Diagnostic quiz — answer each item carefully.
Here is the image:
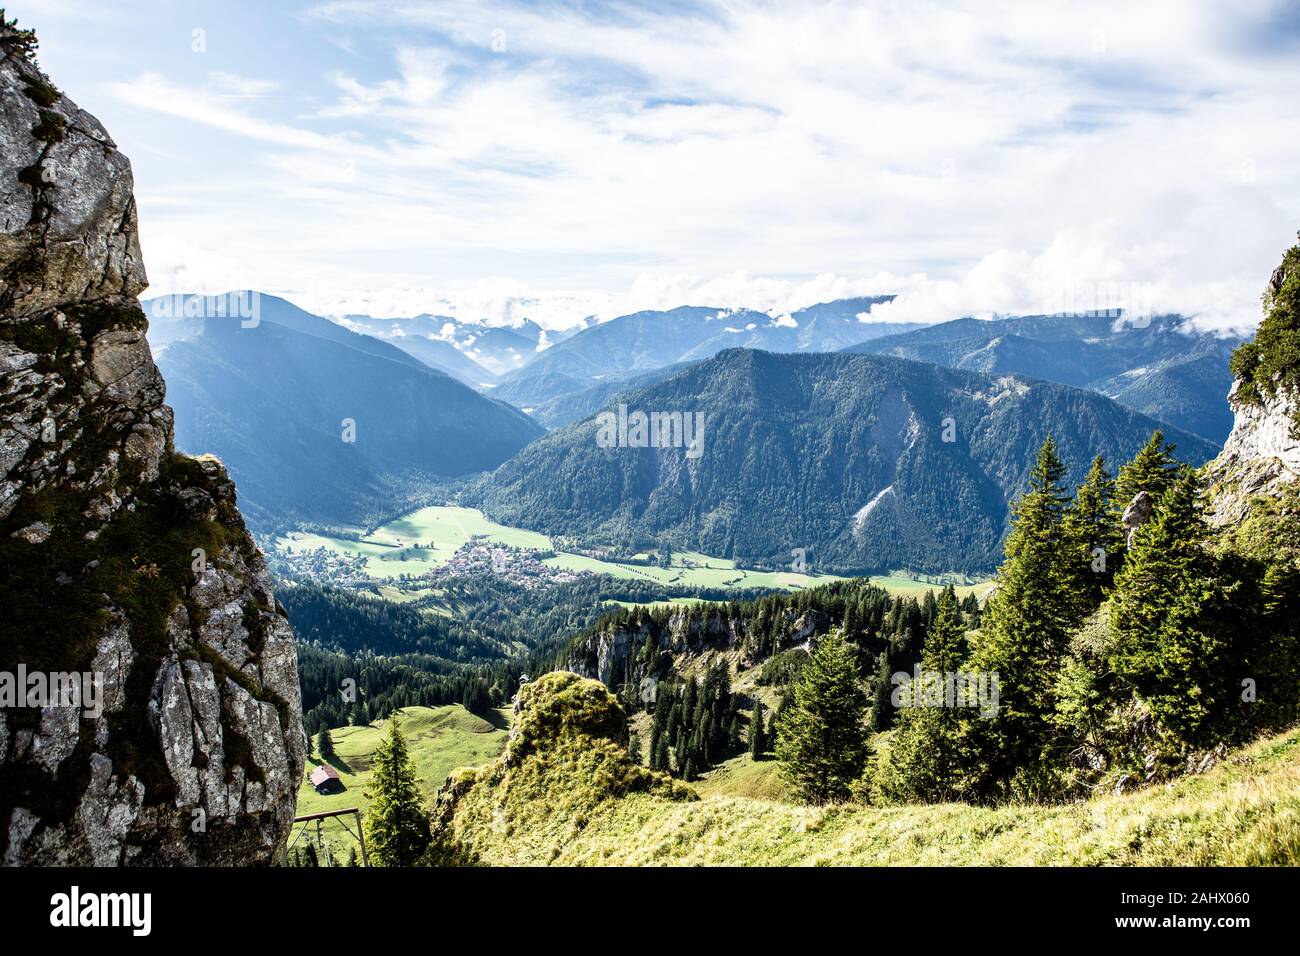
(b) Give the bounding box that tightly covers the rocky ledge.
[1,20,303,865]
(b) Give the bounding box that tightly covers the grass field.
[292,704,508,861]
[868,574,994,600]
[692,753,789,802]
[276,506,854,591]
[277,506,553,579]
[439,715,1300,866]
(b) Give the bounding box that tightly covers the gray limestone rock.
[0,23,303,866]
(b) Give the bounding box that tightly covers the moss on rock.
[426,672,693,865]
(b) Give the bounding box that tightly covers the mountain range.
[843,312,1241,442]
[490,296,922,410]
[340,312,585,384]
[466,348,1219,574]
[144,294,544,530]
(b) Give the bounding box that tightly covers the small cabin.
[310,765,344,794]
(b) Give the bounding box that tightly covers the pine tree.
[1109,466,1226,745]
[1062,455,1122,611]
[879,588,971,802]
[1114,430,1179,507]
[971,436,1077,796]
[628,732,642,764]
[363,716,431,866]
[653,736,670,772]
[748,700,766,759]
[869,651,894,731]
[775,628,869,804]
[319,725,337,763]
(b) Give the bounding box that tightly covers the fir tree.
[318,726,336,763]
[775,628,869,804]
[879,588,971,802]
[971,436,1078,797]
[363,716,431,866]
[869,651,894,731]
[1062,455,1122,611]
[1114,430,1179,507]
[653,736,670,772]
[1109,466,1226,745]
[748,700,766,759]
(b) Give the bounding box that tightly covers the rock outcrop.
[1204,244,1300,526]
[427,672,693,865]
[567,604,830,697]
[1121,491,1155,546]
[1,21,303,865]
[1204,379,1300,526]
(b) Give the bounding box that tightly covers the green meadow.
[292,704,508,860]
[276,506,856,591]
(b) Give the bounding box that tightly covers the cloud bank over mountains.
[28,0,1300,333]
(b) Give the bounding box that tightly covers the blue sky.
[15,0,1300,330]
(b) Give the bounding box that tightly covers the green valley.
[272,504,964,594]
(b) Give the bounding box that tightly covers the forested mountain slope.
[156,314,543,530]
[844,313,1241,441]
[469,348,1218,574]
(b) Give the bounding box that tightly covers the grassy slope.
[294,704,507,855]
[443,726,1300,866]
[692,754,789,802]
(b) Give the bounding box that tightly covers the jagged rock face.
[570,606,828,695]
[0,29,304,864]
[1121,491,1154,546]
[1204,379,1300,526]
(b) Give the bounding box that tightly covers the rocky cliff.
[1205,245,1300,525]
[0,20,304,865]
[567,603,830,700]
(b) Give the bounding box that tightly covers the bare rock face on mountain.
[0,23,303,865]
[1121,491,1155,546]
[1204,380,1300,526]
[1204,248,1300,526]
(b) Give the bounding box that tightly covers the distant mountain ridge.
[492,296,923,410]
[146,293,544,530]
[467,348,1219,574]
[342,312,551,382]
[843,312,1242,442]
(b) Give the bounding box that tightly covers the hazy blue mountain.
[149,300,544,530]
[526,362,698,428]
[843,313,1242,441]
[493,296,918,409]
[467,348,1218,575]
[333,315,495,385]
[344,312,545,380]
[144,292,429,370]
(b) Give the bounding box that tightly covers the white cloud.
[97,0,1300,335]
